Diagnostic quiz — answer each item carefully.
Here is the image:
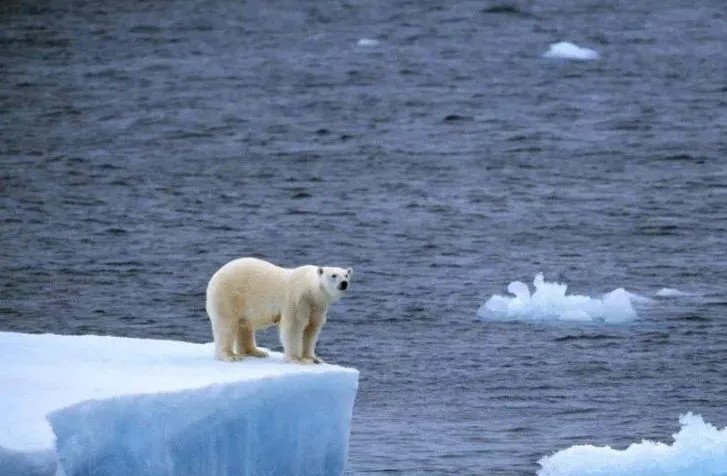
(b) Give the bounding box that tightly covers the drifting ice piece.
[478,273,638,323]
[538,413,727,476]
[543,41,599,60]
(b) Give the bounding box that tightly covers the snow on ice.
[0,332,359,476]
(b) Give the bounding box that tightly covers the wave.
[477,273,639,323]
[538,413,727,476]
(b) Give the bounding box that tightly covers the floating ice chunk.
[600,288,639,323]
[537,413,727,476]
[508,280,531,301]
[477,273,638,323]
[0,332,359,476]
[559,310,592,322]
[656,288,692,297]
[357,38,379,47]
[625,290,655,304]
[543,41,599,60]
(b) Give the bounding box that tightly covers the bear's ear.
[347,267,353,276]
[318,267,323,276]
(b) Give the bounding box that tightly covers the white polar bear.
[206,257,352,363]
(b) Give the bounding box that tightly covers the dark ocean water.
[2,0,726,474]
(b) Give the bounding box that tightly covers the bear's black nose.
[339,281,348,291]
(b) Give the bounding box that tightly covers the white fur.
[206,257,352,363]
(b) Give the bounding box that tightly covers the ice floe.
[477,273,639,323]
[544,41,599,60]
[0,332,359,476]
[538,413,727,476]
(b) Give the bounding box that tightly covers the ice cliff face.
[0,332,359,476]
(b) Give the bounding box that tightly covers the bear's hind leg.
[207,300,242,362]
[210,311,243,362]
[236,319,268,358]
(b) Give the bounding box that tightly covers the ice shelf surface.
[538,413,727,476]
[0,331,359,476]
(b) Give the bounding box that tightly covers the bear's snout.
[338,281,348,291]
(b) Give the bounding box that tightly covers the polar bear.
[206,257,352,363]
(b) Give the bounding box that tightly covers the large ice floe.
[543,41,599,60]
[0,331,359,476]
[538,413,727,476]
[477,273,639,323]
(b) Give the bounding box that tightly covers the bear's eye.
[332,274,337,279]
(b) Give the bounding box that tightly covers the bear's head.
[318,266,353,301]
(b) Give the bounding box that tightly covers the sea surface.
[1,0,726,474]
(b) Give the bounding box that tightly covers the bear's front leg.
[280,313,308,363]
[302,323,324,364]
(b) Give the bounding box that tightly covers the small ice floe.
[537,413,727,476]
[543,41,599,60]
[477,273,640,323]
[357,38,379,47]
[656,288,692,297]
